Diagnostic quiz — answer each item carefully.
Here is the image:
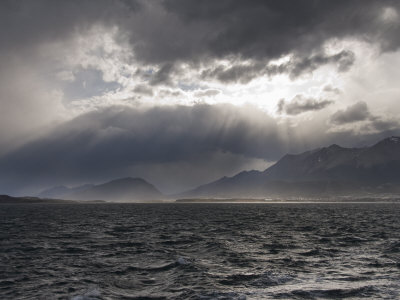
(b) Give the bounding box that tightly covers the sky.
[1,0,400,196]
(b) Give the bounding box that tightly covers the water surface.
[1,203,399,299]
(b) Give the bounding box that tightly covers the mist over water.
[1,203,399,299]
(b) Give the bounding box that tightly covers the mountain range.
[39,177,163,202]
[37,136,400,201]
[180,136,400,198]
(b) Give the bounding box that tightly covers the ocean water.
[0,203,399,299]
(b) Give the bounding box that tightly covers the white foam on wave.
[265,272,294,285]
[71,286,101,300]
[177,256,192,265]
[198,291,247,299]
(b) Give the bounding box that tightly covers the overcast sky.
[1,0,400,195]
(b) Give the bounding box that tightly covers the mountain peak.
[39,177,163,202]
[108,177,146,184]
[327,144,343,150]
[182,135,400,198]
[372,136,400,148]
[388,136,400,143]
[69,177,163,202]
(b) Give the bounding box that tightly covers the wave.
[71,286,101,300]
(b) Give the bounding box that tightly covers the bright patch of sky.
[48,27,400,127]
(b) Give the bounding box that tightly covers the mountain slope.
[38,184,94,199]
[182,136,400,198]
[49,177,164,202]
[68,177,164,202]
[0,194,76,204]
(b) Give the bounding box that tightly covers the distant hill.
[64,177,164,202]
[38,184,94,199]
[181,136,400,198]
[0,194,76,204]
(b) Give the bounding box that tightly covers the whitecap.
[71,286,101,300]
[177,256,192,265]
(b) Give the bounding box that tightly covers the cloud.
[194,89,221,98]
[200,50,356,84]
[323,85,341,95]
[0,1,400,195]
[122,1,394,85]
[0,1,134,55]
[0,104,283,194]
[369,116,399,131]
[288,50,355,79]
[329,102,400,134]
[1,1,398,80]
[150,62,177,85]
[151,0,400,64]
[330,101,371,124]
[0,0,388,86]
[201,62,266,84]
[158,89,184,98]
[133,84,154,96]
[0,2,132,150]
[277,95,334,115]
[1,103,399,196]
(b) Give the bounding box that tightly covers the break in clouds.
[1,0,400,195]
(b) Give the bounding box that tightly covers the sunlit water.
[1,203,399,299]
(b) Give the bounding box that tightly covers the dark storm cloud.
[277,95,334,115]
[330,102,400,133]
[201,62,266,84]
[201,50,356,84]
[150,63,177,86]
[140,0,400,64]
[0,0,136,54]
[368,117,399,131]
[288,50,356,79]
[2,104,282,164]
[330,101,371,124]
[127,0,397,83]
[1,0,399,81]
[0,104,284,194]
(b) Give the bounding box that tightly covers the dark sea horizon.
[1,202,399,299]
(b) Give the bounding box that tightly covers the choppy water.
[1,203,399,299]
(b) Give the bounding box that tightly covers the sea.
[0,202,399,299]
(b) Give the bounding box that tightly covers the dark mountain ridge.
[0,194,76,204]
[182,136,400,198]
[40,177,164,202]
[38,184,94,199]
[69,177,163,202]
